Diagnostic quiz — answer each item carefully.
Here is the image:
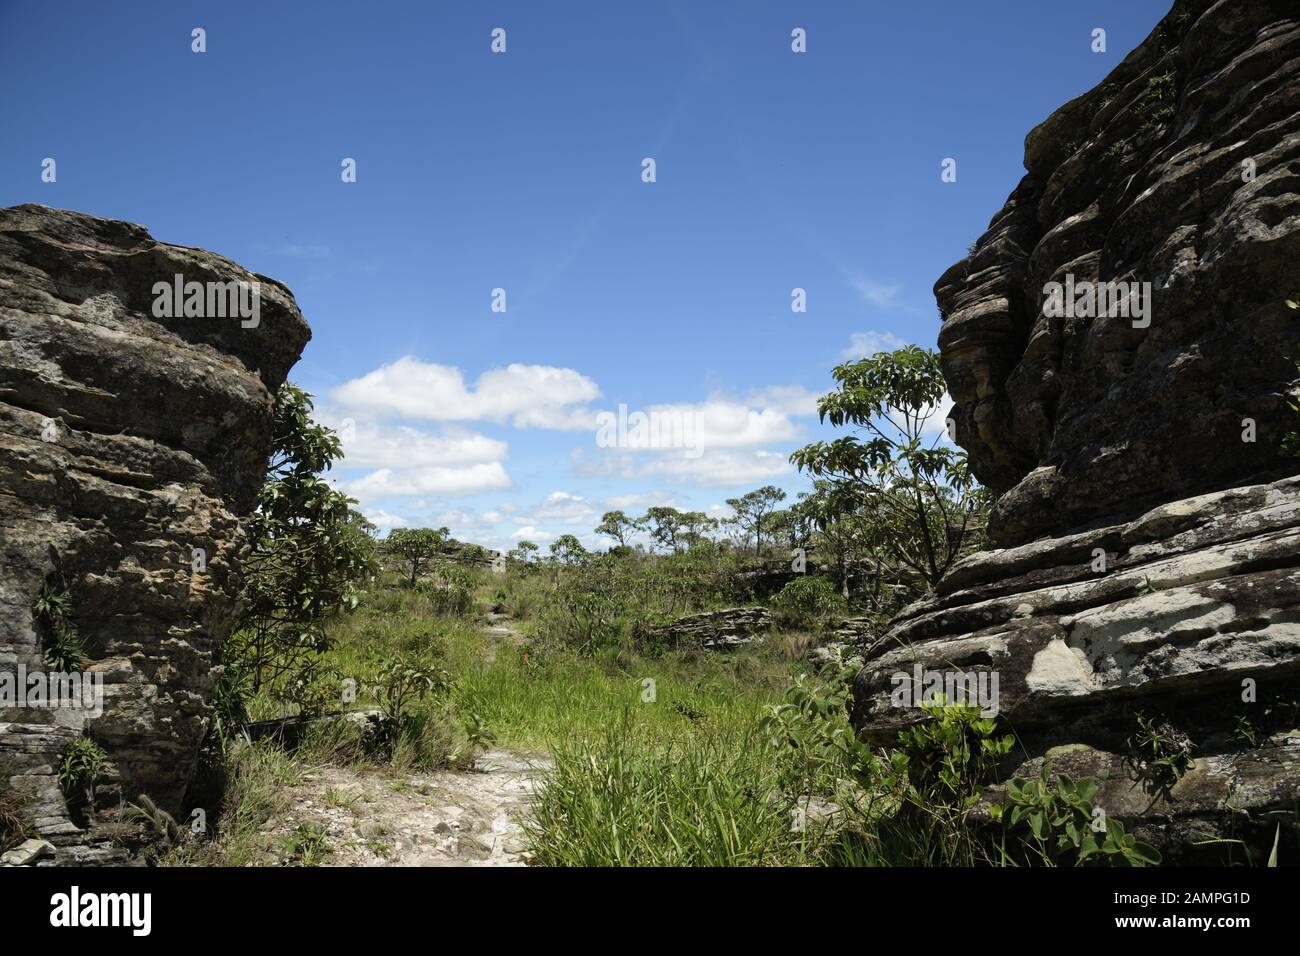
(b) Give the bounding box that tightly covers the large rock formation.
[0,205,309,862]
[856,0,1300,862]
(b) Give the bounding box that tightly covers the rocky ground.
[271,748,550,867]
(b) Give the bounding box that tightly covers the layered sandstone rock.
[857,0,1300,861]
[0,205,308,861]
[643,607,773,651]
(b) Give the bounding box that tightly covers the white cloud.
[338,422,507,470]
[534,491,596,523]
[841,330,906,359]
[920,394,956,441]
[601,491,679,511]
[593,399,802,452]
[579,447,792,487]
[737,385,820,417]
[341,462,512,500]
[331,356,600,428]
[362,508,407,531]
[510,525,552,542]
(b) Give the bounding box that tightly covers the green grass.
[163,738,304,866]
[311,572,799,752]
[525,713,817,866]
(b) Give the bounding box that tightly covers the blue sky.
[0,0,1170,550]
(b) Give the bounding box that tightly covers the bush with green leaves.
[761,654,1163,867]
[368,650,453,725]
[769,575,846,630]
[417,563,476,618]
[536,558,625,653]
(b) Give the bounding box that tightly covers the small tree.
[725,485,787,556]
[550,534,588,566]
[678,511,718,549]
[638,506,686,554]
[386,527,449,588]
[594,510,635,549]
[790,345,987,591]
[508,540,539,568]
[228,384,376,695]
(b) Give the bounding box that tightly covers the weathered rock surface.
[0,204,309,859]
[268,749,549,867]
[644,607,773,651]
[937,0,1300,548]
[858,0,1300,861]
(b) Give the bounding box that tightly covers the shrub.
[417,564,476,618]
[992,774,1161,866]
[537,577,623,653]
[769,575,845,630]
[58,736,106,821]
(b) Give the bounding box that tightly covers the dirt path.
[273,748,550,866]
[482,608,528,663]
[261,613,548,867]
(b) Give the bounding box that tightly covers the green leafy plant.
[34,580,84,672]
[368,650,453,725]
[58,737,106,818]
[769,575,846,630]
[1125,713,1194,801]
[280,821,331,866]
[1140,68,1177,135]
[224,384,376,703]
[993,773,1161,866]
[417,563,476,617]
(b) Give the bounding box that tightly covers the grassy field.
[198,564,860,866]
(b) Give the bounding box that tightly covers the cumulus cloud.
[841,330,907,359]
[362,508,408,531]
[593,399,802,453]
[338,422,507,470]
[331,356,600,428]
[737,385,821,417]
[341,462,512,500]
